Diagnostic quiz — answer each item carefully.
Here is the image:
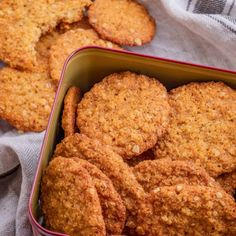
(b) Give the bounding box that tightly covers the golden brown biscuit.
[0,0,92,70]
[49,28,122,83]
[136,185,236,236]
[74,158,126,235]
[0,67,56,132]
[216,170,236,197]
[154,82,236,177]
[133,159,221,193]
[77,72,170,158]
[88,0,156,46]
[41,157,106,236]
[53,133,146,232]
[62,87,81,137]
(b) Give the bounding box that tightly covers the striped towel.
[160,0,236,65]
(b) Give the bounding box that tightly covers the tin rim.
[28,46,236,236]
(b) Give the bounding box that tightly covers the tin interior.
[29,47,236,235]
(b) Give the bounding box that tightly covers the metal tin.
[28,47,236,236]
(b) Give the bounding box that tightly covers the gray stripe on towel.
[194,0,227,14]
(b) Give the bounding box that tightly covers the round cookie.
[62,87,81,137]
[0,0,92,70]
[49,28,122,84]
[133,159,221,193]
[76,71,170,158]
[53,133,146,232]
[88,0,156,46]
[154,82,236,177]
[0,67,56,132]
[74,158,126,235]
[41,157,106,236]
[216,170,236,197]
[136,185,236,236]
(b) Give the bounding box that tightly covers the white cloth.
[0,0,235,235]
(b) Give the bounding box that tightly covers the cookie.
[49,28,122,83]
[0,0,92,70]
[88,0,156,46]
[74,158,126,235]
[136,185,236,235]
[133,159,221,193]
[154,82,236,177]
[0,67,56,132]
[77,71,170,158]
[62,87,81,137]
[41,157,106,236]
[216,170,236,197]
[53,133,146,232]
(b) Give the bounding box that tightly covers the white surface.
[0,0,236,235]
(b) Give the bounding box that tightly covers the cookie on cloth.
[41,157,106,236]
[133,159,221,193]
[49,28,122,83]
[76,71,170,158]
[154,82,236,177]
[88,0,156,46]
[136,185,236,235]
[0,67,56,132]
[216,170,236,197]
[74,158,126,235]
[62,87,81,137]
[0,0,92,70]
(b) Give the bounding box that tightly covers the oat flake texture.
[136,185,236,235]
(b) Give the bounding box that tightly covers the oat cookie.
[136,185,236,236]
[0,67,56,132]
[53,133,146,232]
[217,170,236,197]
[41,157,105,236]
[62,87,81,137]
[49,28,122,83]
[74,158,126,235]
[77,71,170,158]
[0,0,92,70]
[154,82,236,177]
[133,159,221,193]
[88,0,156,46]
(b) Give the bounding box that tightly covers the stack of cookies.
[0,0,156,132]
[41,71,236,236]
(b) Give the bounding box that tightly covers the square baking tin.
[28,47,236,236]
